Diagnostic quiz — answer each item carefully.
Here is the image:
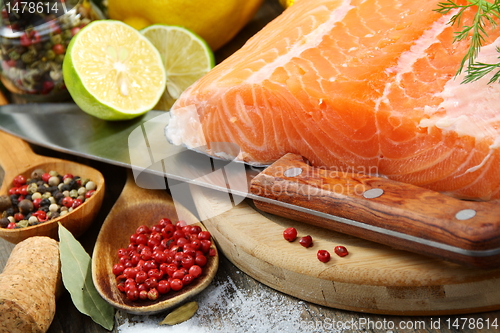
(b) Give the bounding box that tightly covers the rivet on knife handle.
[249,153,500,268]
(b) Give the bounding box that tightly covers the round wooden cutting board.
[190,186,500,316]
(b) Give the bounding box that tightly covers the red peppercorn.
[299,235,313,248]
[170,278,183,291]
[18,185,28,196]
[13,175,26,187]
[85,190,96,198]
[144,277,158,290]
[283,227,297,242]
[34,210,47,222]
[41,173,51,183]
[52,43,66,55]
[72,198,83,209]
[41,81,55,94]
[61,196,74,208]
[20,31,40,47]
[334,246,349,257]
[189,265,202,278]
[157,279,170,294]
[6,222,16,229]
[181,255,194,269]
[32,198,42,209]
[63,174,74,180]
[139,290,148,300]
[198,230,211,241]
[112,263,125,276]
[126,288,139,301]
[200,239,212,254]
[182,274,194,285]
[135,270,147,284]
[136,225,150,234]
[13,213,24,221]
[317,250,331,263]
[195,254,207,267]
[71,26,81,36]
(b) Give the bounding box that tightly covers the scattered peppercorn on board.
[190,185,500,316]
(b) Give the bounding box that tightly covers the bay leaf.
[58,223,115,331]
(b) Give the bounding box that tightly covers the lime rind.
[63,20,167,120]
[140,24,215,110]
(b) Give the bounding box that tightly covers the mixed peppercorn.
[0,0,100,97]
[0,169,97,229]
[282,227,349,263]
[113,218,216,302]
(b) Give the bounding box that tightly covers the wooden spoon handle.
[0,130,41,187]
[249,153,500,268]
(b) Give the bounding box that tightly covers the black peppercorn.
[10,194,19,206]
[5,207,15,216]
[39,206,50,213]
[0,218,9,228]
[39,198,51,207]
[0,195,12,211]
[18,199,34,214]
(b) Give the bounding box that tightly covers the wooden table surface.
[1,1,500,332]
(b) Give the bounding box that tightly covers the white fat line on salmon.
[245,0,355,84]
[374,9,459,111]
[419,36,500,175]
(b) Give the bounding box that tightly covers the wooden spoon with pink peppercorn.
[92,170,218,315]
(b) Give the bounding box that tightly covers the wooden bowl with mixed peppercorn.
[0,130,105,244]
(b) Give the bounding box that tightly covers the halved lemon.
[63,20,166,120]
[141,25,215,110]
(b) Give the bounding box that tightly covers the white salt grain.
[117,275,327,333]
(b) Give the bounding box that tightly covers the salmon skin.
[166,0,500,201]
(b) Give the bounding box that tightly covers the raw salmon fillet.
[166,0,500,200]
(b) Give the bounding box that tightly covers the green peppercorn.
[50,34,62,45]
[17,219,29,228]
[8,50,20,60]
[44,41,53,50]
[21,52,36,64]
[62,29,73,40]
[55,54,65,63]
[45,49,56,60]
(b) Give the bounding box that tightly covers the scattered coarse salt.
[117,274,333,333]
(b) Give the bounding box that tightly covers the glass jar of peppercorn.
[0,0,104,102]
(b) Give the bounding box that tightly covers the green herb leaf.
[58,223,115,331]
[435,0,500,83]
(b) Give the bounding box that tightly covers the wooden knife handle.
[249,153,500,268]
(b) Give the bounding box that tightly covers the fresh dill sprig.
[435,0,500,83]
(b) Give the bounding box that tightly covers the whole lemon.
[107,0,265,51]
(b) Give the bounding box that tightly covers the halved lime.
[141,25,215,110]
[63,20,166,120]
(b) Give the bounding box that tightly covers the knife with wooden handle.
[250,153,500,269]
[1,102,499,268]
